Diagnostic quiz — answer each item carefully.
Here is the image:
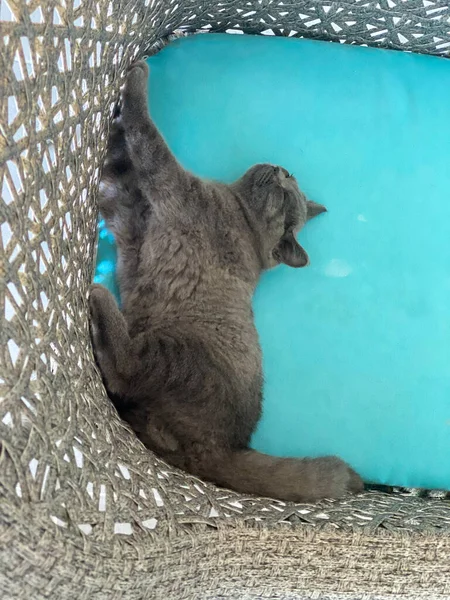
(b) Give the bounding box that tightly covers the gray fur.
[90,62,363,502]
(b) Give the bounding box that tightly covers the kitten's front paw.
[122,61,149,111]
[127,61,149,77]
[126,61,149,91]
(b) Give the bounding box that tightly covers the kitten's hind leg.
[98,175,150,303]
[99,113,151,302]
[89,284,138,397]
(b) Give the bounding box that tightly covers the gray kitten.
[90,61,363,502]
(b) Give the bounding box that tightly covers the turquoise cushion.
[95,34,450,490]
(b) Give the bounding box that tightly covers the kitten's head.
[235,164,326,269]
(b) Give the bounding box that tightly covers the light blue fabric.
[94,219,120,303]
[95,34,450,490]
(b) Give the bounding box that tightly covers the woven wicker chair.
[1,1,450,598]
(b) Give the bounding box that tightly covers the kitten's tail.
[203,449,363,502]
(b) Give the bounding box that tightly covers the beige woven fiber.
[1,1,450,598]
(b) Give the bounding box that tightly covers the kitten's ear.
[273,232,309,268]
[307,200,327,221]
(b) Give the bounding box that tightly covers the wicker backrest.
[1,2,450,598]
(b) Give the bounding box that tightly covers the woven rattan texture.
[1,1,450,598]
